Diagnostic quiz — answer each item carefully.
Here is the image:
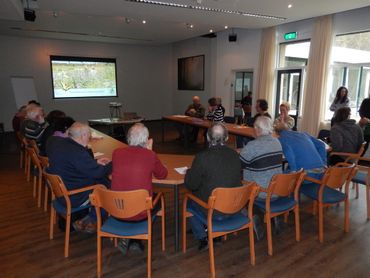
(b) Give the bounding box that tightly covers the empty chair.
[254,169,306,255]
[43,170,101,258]
[182,182,258,278]
[89,187,166,278]
[351,156,370,219]
[300,163,357,242]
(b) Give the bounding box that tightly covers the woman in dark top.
[330,86,350,126]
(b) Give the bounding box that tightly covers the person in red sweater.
[112,123,168,254]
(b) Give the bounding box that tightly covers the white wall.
[333,6,370,35]
[0,35,173,131]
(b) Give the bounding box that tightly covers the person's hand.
[97,157,111,166]
[359,117,370,127]
[189,108,196,115]
[146,138,153,150]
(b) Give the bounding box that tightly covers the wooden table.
[89,129,194,252]
[88,117,143,137]
[162,115,256,146]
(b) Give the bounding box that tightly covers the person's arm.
[308,134,327,165]
[184,105,192,116]
[278,140,297,171]
[195,106,205,118]
[287,116,295,129]
[72,150,112,180]
[329,100,337,112]
[152,153,168,179]
[184,154,203,191]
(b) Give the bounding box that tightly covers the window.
[325,31,370,120]
[50,56,118,99]
[279,41,310,68]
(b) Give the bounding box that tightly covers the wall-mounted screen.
[50,56,118,99]
[178,55,204,90]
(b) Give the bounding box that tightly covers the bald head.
[192,96,201,106]
[207,123,228,146]
[68,122,91,146]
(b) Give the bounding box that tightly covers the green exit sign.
[284,32,297,40]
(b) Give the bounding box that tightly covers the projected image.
[51,56,117,99]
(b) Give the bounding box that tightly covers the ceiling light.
[142,20,146,24]
[224,25,228,29]
[125,18,131,24]
[53,11,58,18]
[124,0,286,21]
[209,29,213,33]
[288,4,293,8]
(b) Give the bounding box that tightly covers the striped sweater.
[207,105,224,122]
[240,135,283,195]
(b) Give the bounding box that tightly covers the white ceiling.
[0,0,369,45]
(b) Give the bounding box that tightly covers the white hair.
[26,106,43,120]
[68,122,90,139]
[127,123,149,147]
[254,116,273,136]
[207,123,228,146]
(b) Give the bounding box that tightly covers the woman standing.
[330,86,350,125]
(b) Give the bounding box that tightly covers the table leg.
[162,119,165,143]
[174,185,180,252]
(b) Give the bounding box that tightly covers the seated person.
[240,116,283,238]
[112,123,168,253]
[274,102,295,130]
[12,105,27,132]
[276,123,327,180]
[39,110,67,155]
[21,105,48,145]
[185,123,241,251]
[46,122,112,233]
[207,97,224,122]
[236,99,271,148]
[240,116,283,195]
[330,107,364,165]
[182,96,205,142]
[241,91,253,118]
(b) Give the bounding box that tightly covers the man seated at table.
[240,116,283,239]
[275,122,327,180]
[180,96,206,142]
[112,123,168,254]
[21,105,48,145]
[46,122,112,233]
[185,123,241,251]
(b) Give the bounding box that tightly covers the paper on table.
[174,166,188,175]
[94,152,104,158]
[173,115,189,118]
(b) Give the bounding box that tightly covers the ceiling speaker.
[228,34,237,42]
[24,9,36,22]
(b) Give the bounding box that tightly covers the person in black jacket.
[46,122,112,233]
[184,123,242,251]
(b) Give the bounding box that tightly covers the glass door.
[234,71,253,118]
[275,69,302,130]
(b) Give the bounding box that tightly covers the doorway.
[234,71,253,118]
[275,69,302,130]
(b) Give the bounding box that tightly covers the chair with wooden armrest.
[351,156,370,219]
[43,170,103,258]
[254,169,306,256]
[22,137,31,178]
[89,187,165,278]
[330,142,366,198]
[16,131,25,169]
[25,145,42,206]
[301,163,357,242]
[182,182,259,278]
[39,155,49,211]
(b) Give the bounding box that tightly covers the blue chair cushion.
[187,206,250,233]
[52,198,91,216]
[300,182,346,203]
[100,216,157,236]
[254,197,296,213]
[352,171,367,185]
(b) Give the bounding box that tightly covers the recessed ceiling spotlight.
[142,20,147,24]
[52,11,58,18]
[224,25,228,29]
[288,4,293,8]
[125,18,131,24]
[209,29,213,33]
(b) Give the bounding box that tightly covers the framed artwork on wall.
[178,55,204,90]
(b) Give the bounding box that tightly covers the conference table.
[88,117,144,138]
[162,115,256,146]
[89,129,194,252]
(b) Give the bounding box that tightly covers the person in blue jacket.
[276,123,327,180]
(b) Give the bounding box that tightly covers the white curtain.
[300,15,333,136]
[255,26,276,113]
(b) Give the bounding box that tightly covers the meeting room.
[1,1,370,277]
